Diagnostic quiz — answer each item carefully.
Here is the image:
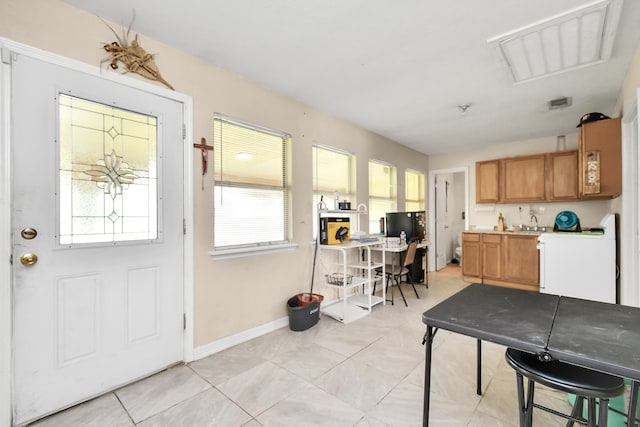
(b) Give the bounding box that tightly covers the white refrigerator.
[537,213,616,303]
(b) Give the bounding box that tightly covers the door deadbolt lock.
[20,253,38,266]
[21,228,38,240]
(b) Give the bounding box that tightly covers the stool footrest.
[532,402,587,425]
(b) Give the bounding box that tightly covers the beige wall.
[611,44,640,217]
[0,0,430,348]
[428,133,613,230]
[616,44,640,117]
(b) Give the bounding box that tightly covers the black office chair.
[505,348,625,427]
[374,241,420,306]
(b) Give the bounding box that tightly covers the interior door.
[435,174,449,270]
[11,54,184,425]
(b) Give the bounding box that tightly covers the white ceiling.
[64,0,640,155]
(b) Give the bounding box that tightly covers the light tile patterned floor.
[30,265,578,426]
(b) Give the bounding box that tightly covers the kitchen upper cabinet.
[501,154,546,203]
[546,150,579,201]
[475,140,617,203]
[461,232,481,278]
[476,160,500,203]
[503,234,539,285]
[481,234,502,280]
[578,118,622,200]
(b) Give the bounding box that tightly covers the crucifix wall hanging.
[193,137,213,190]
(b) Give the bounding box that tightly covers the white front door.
[11,54,184,425]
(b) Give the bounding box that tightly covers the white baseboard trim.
[193,316,289,361]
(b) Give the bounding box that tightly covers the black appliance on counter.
[385,211,427,283]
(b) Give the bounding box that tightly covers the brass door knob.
[20,253,38,266]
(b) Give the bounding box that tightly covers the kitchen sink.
[520,225,550,232]
[505,225,551,233]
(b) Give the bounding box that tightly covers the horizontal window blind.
[312,144,356,236]
[213,114,290,250]
[369,161,395,198]
[369,159,397,233]
[406,169,426,211]
[313,145,354,194]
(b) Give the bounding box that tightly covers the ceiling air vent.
[488,0,623,83]
[548,96,572,110]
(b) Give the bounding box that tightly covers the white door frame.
[434,173,450,270]
[0,38,195,426]
[428,166,469,271]
[620,91,639,307]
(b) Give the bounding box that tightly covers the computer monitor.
[385,211,425,241]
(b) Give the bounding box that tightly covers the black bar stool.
[505,348,625,427]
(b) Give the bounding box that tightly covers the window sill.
[209,243,298,260]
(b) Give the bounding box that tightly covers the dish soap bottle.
[497,212,505,231]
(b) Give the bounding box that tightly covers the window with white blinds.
[213,114,291,251]
[312,144,356,235]
[369,159,397,233]
[405,169,426,211]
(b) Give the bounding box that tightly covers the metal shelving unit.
[320,242,386,323]
[318,233,385,324]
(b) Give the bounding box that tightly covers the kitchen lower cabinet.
[461,232,481,279]
[462,232,539,291]
[481,234,502,280]
[503,234,539,285]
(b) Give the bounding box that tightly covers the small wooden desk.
[421,284,640,427]
[372,241,429,286]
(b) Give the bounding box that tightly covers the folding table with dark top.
[421,283,640,427]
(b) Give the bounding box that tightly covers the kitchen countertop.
[465,228,606,236]
[465,229,549,235]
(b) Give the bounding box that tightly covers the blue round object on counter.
[555,211,578,229]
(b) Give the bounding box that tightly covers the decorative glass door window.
[58,94,158,245]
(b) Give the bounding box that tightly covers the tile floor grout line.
[112,391,137,426]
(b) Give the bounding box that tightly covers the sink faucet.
[530,214,538,230]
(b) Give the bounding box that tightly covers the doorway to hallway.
[429,167,469,272]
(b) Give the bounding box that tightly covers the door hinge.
[9,253,13,265]
[183,313,186,330]
[183,218,186,235]
[1,48,12,65]
[182,124,186,140]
